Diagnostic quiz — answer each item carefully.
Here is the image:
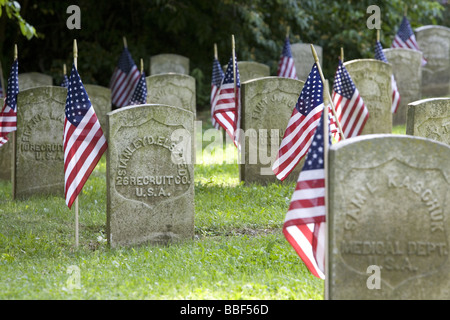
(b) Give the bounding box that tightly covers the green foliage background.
[0,0,447,110]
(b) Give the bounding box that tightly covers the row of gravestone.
[3,94,449,299]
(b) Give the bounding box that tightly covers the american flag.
[109,47,140,108]
[375,41,401,114]
[213,56,241,148]
[330,59,369,141]
[277,36,298,79]
[61,74,70,88]
[391,16,427,66]
[283,109,330,279]
[64,64,107,209]
[0,59,19,147]
[272,63,324,181]
[128,71,147,105]
[210,57,224,130]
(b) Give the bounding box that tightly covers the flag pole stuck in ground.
[64,39,108,248]
[73,39,79,248]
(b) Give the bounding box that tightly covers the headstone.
[344,59,392,135]
[290,43,323,81]
[383,48,422,126]
[145,74,196,114]
[236,61,270,83]
[239,76,305,185]
[84,84,111,134]
[406,97,450,145]
[13,87,66,198]
[327,134,450,300]
[18,72,53,90]
[415,25,450,97]
[106,103,195,248]
[150,54,189,75]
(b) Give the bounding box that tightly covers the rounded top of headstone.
[330,133,450,152]
[145,73,195,81]
[415,25,450,33]
[107,103,176,116]
[408,97,450,106]
[382,47,424,57]
[241,75,305,86]
[343,58,391,67]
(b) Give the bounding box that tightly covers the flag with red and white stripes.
[330,59,368,142]
[0,59,19,147]
[211,57,224,130]
[283,109,329,279]
[64,64,107,209]
[277,37,298,79]
[375,41,401,114]
[213,56,241,148]
[109,47,140,108]
[272,63,324,181]
[391,16,426,66]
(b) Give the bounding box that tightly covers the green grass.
[0,119,406,300]
[0,138,323,300]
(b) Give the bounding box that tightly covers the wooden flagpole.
[377,29,380,43]
[123,36,128,49]
[140,58,144,74]
[310,44,345,141]
[11,44,18,200]
[323,80,331,299]
[340,47,344,62]
[214,43,218,60]
[286,26,290,38]
[231,35,236,98]
[63,63,67,76]
[73,39,79,248]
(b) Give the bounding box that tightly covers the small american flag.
[272,63,324,181]
[211,57,224,130]
[0,59,19,147]
[128,71,147,105]
[213,56,241,148]
[331,59,369,141]
[110,47,140,108]
[283,109,330,279]
[64,64,107,209]
[277,36,298,79]
[61,74,70,88]
[375,41,401,114]
[391,16,426,66]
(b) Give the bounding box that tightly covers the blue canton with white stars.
[296,63,323,116]
[223,56,240,87]
[129,72,147,104]
[303,110,330,171]
[333,59,356,100]
[6,60,19,110]
[396,16,414,42]
[374,41,388,63]
[65,64,92,127]
[212,58,224,87]
[117,48,136,73]
[282,37,293,58]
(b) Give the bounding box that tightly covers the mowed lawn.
[0,115,406,300]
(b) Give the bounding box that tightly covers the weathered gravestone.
[406,97,450,145]
[84,84,111,134]
[327,134,450,300]
[415,25,450,97]
[290,43,322,81]
[18,72,53,90]
[150,54,189,75]
[145,74,196,114]
[344,59,392,135]
[106,104,195,248]
[383,48,422,126]
[236,61,270,83]
[13,86,66,199]
[239,76,305,185]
